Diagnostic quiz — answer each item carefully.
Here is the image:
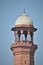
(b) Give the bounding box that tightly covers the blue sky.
[0,0,43,65]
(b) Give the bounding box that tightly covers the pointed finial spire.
[22,8,27,15]
[24,8,25,13]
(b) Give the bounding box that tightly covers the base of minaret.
[10,42,37,65]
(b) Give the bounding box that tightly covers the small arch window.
[25,60,26,64]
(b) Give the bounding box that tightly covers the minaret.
[10,11,38,65]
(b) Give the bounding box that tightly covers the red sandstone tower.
[10,11,38,65]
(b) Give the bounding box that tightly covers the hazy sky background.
[0,0,43,65]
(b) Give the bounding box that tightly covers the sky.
[0,0,43,65]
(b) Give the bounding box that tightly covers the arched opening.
[17,31,21,41]
[23,31,28,41]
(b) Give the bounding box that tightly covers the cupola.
[11,11,37,44]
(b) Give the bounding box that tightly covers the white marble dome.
[15,12,33,26]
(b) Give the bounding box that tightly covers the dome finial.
[24,8,25,13]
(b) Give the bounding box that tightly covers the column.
[15,31,17,42]
[27,31,31,42]
[20,30,23,42]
